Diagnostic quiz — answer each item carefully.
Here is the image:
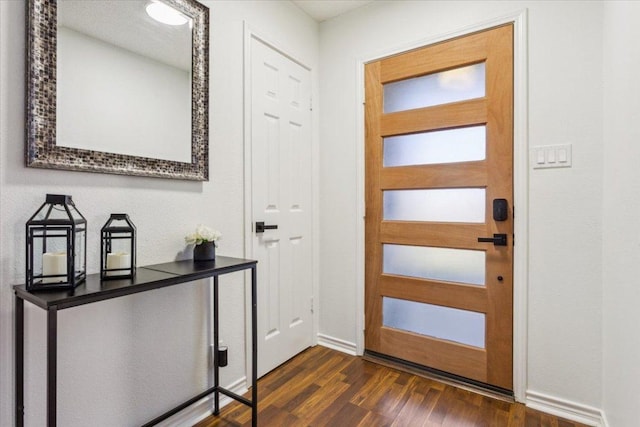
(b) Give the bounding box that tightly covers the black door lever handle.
[255,221,278,233]
[477,234,507,246]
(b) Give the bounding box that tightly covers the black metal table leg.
[251,266,257,427]
[47,306,58,427]
[213,275,220,415]
[15,296,24,427]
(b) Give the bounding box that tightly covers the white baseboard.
[156,377,248,427]
[317,333,357,355]
[526,390,608,427]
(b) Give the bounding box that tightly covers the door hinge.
[310,97,313,111]
[310,296,314,314]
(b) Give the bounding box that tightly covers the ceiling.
[292,0,375,22]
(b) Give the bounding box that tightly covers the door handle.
[477,233,507,246]
[255,221,278,233]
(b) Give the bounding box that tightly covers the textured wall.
[0,1,318,425]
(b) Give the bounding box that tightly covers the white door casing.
[248,35,314,378]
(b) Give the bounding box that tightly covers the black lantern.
[101,214,136,280]
[25,194,87,291]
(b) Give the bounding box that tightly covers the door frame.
[355,10,529,401]
[242,22,319,384]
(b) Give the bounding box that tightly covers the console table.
[14,256,258,427]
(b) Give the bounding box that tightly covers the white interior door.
[250,36,313,377]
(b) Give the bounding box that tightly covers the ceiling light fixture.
[146,1,188,26]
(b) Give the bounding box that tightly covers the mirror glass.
[57,0,192,162]
[26,0,209,181]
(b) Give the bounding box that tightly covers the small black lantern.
[101,214,136,280]
[26,194,87,291]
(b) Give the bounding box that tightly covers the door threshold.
[363,350,514,403]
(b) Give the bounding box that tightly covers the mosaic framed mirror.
[26,0,209,181]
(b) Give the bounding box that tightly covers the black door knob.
[477,234,507,246]
[255,221,278,233]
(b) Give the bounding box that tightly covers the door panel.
[365,25,514,390]
[383,62,486,113]
[383,188,486,223]
[383,297,486,348]
[383,125,487,167]
[383,244,486,285]
[251,37,313,377]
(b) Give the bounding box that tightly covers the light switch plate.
[531,144,572,169]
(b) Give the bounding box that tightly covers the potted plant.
[185,225,222,262]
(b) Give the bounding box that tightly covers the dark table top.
[14,256,257,310]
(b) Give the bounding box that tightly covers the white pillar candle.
[42,252,67,284]
[106,252,131,276]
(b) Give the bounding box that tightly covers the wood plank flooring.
[194,346,589,427]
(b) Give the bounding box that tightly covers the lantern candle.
[25,194,87,291]
[42,252,67,283]
[106,252,131,277]
[100,213,136,280]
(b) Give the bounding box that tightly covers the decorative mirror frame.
[26,0,209,181]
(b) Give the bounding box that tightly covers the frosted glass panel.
[384,188,485,223]
[383,297,485,348]
[383,244,485,286]
[384,63,485,113]
[384,126,486,167]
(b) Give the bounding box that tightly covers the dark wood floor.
[195,346,589,427]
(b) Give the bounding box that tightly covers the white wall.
[0,1,318,426]
[602,3,640,427]
[318,0,604,412]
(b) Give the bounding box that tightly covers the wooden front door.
[364,24,514,390]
